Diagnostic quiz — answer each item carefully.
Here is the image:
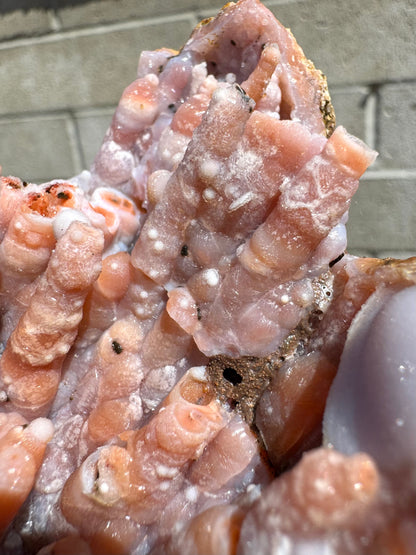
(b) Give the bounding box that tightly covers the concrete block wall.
[0,0,415,258]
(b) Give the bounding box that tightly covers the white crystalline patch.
[189,366,207,382]
[236,244,244,257]
[200,159,220,180]
[156,464,179,478]
[147,228,158,239]
[57,343,71,356]
[227,147,262,186]
[146,73,159,87]
[141,131,151,143]
[153,240,164,253]
[145,365,177,390]
[172,152,184,166]
[28,418,54,443]
[98,482,110,494]
[228,191,254,212]
[202,187,216,201]
[158,129,190,169]
[280,294,290,304]
[213,85,232,103]
[43,478,64,494]
[185,485,198,503]
[203,269,220,287]
[165,280,180,292]
[179,296,190,309]
[139,290,149,299]
[53,209,90,240]
[313,477,330,493]
[100,141,134,179]
[190,62,208,95]
[297,290,313,306]
[71,169,92,192]
[295,540,337,555]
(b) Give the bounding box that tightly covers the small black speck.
[168,103,177,112]
[223,367,243,385]
[180,244,189,256]
[22,181,28,187]
[69,395,74,401]
[235,83,251,105]
[158,65,164,74]
[196,307,202,320]
[329,252,345,268]
[230,39,236,46]
[112,340,123,354]
[228,399,240,410]
[209,60,217,67]
[57,191,70,200]
[235,84,247,96]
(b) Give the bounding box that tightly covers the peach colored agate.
[0,1,415,554]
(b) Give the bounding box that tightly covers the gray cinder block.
[0,114,82,183]
[329,87,370,143]
[379,83,416,170]
[347,177,416,252]
[0,16,194,115]
[267,0,416,86]
[75,108,115,168]
[58,0,223,29]
[0,8,54,41]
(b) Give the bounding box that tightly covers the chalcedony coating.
[0,1,415,554]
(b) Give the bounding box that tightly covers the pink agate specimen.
[0,1,415,554]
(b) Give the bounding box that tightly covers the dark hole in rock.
[223,367,243,385]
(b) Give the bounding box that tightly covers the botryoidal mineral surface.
[0,1,415,554]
